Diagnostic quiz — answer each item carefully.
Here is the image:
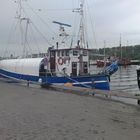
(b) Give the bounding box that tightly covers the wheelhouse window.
[71,62,77,76]
[73,50,78,56]
[57,51,60,57]
[83,62,88,68]
[62,50,65,56]
[83,62,88,74]
[50,51,55,57]
[72,62,77,68]
[66,50,69,56]
[83,50,87,56]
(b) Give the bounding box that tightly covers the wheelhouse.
[47,47,90,77]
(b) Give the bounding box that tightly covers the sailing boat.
[96,41,111,67]
[118,34,131,66]
[0,0,118,90]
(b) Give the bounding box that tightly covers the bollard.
[137,67,140,90]
[137,100,140,105]
[27,80,30,87]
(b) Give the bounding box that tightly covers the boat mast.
[104,40,106,66]
[73,0,86,48]
[73,0,87,75]
[120,33,122,60]
[17,0,30,58]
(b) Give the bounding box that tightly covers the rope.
[55,62,92,88]
[63,74,92,88]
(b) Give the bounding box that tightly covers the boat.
[100,60,118,76]
[96,59,105,67]
[0,0,118,90]
[96,59,111,67]
[118,58,131,66]
[118,34,131,66]
[96,41,111,67]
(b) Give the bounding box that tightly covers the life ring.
[58,57,63,65]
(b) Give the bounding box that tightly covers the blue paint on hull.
[0,69,110,90]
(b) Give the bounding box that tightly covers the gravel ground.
[0,78,140,140]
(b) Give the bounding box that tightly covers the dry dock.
[0,78,140,140]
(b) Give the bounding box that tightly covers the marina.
[90,65,140,94]
[0,64,140,106]
[0,0,118,90]
[0,0,140,139]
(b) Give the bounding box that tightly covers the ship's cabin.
[47,47,90,77]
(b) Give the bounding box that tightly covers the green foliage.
[90,45,140,60]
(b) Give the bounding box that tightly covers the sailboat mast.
[73,0,86,48]
[79,1,85,48]
[120,34,122,60]
[16,0,29,57]
[23,18,30,57]
[19,0,22,19]
[104,40,106,58]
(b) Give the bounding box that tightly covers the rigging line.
[3,11,25,57]
[21,4,53,47]
[72,0,74,8]
[86,0,98,48]
[19,5,39,56]
[83,3,87,40]
[23,24,33,56]
[3,16,21,58]
[71,0,76,43]
[12,20,21,57]
[15,3,28,57]
[77,0,80,7]
[26,3,57,36]
[74,0,86,46]
[35,8,73,11]
[29,25,41,54]
[59,37,71,48]
[81,0,85,6]
[16,22,24,57]
[24,38,33,57]
[55,62,91,88]
[23,20,29,58]
[20,22,26,58]
[31,22,53,46]
[71,6,78,46]
[4,1,26,58]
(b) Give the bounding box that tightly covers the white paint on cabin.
[54,48,89,76]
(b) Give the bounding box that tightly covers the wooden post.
[27,80,30,87]
[138,100,140,105]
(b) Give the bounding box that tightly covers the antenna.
[52,21,71,27]
[53,21,71,37]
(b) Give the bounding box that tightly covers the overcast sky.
[0,0,140,56]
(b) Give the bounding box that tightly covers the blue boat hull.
[0,69,110,90]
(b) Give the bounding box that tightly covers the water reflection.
[90,65,140,95]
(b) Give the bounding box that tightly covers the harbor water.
[90,65,140,95]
